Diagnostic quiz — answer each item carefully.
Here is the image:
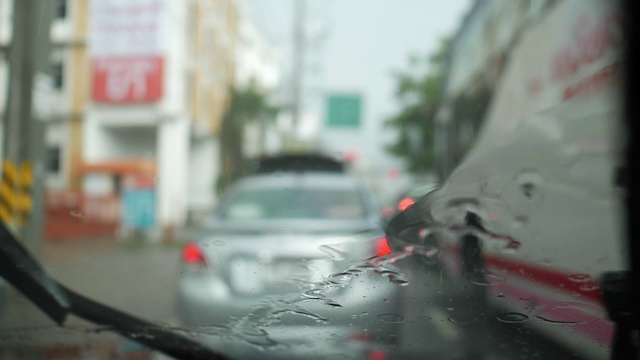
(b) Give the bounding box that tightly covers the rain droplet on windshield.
[470,270,507,286]
[520,183,537,198]
[377,313,404,324]
[323,298,343,308]
[568,273,591,283]
[504,239,521,251]
[377,269,410,286]
[319,245,349,262]
[328,272,353,285]
[535,301,602,325]
[516,171,544,200]
[511,215,529,229]
[496,312,529,323]
[302,289,323,300]
[579,283,599,291]
[448,313,487,324]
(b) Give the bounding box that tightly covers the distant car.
[176,156,402,351]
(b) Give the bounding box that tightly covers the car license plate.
[265,262,305,283]
[230,258,264,294]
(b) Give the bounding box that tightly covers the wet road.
[0,239,183,360]
[0,239,587,359]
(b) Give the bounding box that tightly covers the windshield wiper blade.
[0,223,229,360]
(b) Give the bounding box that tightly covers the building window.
[46,147,61,174]
[55,0,67,19]
[52,63,64,89]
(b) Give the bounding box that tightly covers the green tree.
[385,37,450,173]
[218,80,278,193]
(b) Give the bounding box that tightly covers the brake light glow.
[369,350,387,360]
[375,236,393,257]
[182,243,206,265]
[397,197,415,211]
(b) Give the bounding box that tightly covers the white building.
[81,0,241,233]
[80,0,280,232]
[0,0,280,234]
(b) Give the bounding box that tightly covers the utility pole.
[2,0,54,258]
[290,0,306,133]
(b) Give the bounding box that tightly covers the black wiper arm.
[0,223,228,360]
[0,224,70,323]
[59,284,228,359]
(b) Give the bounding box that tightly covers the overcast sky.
[242,0,470,175]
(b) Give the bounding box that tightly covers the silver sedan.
[176,172,405,355]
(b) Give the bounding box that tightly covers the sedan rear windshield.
[219,187,368,220]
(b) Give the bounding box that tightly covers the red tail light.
[375,236,393,257]
[182,243,206,265]
[369,350,387,360]
[397,197,415,211]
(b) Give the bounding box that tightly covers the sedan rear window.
[220,187,367,220]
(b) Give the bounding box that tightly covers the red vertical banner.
[89,0,166,104]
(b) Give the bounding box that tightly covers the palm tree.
[218,80,278,193]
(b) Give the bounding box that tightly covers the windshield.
[0,0,632,359]
[219,186,367,220]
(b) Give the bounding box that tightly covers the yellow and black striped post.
[16,162,33,225]
[0,160,33,228]
[0,160,18,224]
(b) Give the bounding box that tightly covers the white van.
[429,1,624,359]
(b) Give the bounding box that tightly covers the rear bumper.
[196,325,392,360]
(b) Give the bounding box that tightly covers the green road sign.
[326,93,361,128]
